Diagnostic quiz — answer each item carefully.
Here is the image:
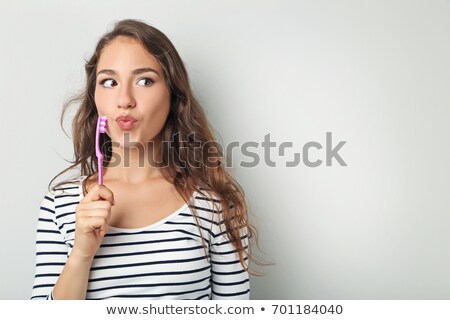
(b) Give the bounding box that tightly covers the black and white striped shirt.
[31,176,249,300]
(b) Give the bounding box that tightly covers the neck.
[103,138,165,184]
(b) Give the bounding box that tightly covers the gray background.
[1,0,449,299]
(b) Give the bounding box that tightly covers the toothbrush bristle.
[99,116,108,133]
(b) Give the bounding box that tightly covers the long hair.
[50,19,262,273]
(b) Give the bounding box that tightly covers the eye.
[99,79,117,88]
[137,77,154,86]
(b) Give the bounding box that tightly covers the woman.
[31,19,257,300]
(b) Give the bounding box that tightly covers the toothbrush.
[95,116,108,185]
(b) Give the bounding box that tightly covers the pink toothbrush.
[95,116,108,185]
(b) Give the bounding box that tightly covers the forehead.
[97,36,162,73]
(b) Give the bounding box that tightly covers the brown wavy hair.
[49,18,262,273]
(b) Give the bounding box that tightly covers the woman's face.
[94,36,170,148]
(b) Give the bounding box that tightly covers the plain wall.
[1,0,449,299]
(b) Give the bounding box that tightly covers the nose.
[117,83,136,109]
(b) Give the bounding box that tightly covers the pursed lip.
[115,115,138,122]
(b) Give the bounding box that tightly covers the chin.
[109,134,143,149]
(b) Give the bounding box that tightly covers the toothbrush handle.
[98,156,103,185]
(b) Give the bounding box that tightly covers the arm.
[31,191,94,300]
[31,183,114,300]
[31,192,67,300]
[52,184,114,300]
[210,223,250,299]
[51,249,94,299]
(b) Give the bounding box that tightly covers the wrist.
[69,248,95,265]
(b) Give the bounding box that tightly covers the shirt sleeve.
[31,191,67,300]
[209,217,250,299]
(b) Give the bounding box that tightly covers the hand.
[72,184,115,262]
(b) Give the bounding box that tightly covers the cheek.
[94,88,101,108]
[141,95,170,131]
[94,88,109,113]
[139,88,171,114]
[154,95,171,122]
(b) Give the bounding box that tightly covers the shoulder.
[191,189,228,215]
[189,188,235,226]
[192,189,222,210]
[44,176,86,209]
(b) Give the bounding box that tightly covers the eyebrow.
[96,67,160,77]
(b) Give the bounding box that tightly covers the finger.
[81,184,115,206]
[78,216,109,232]
[77,200,113,212]
[76,202,112,221]
[92,218,110,239]
[97,224,110,238]
[76,209,111,222]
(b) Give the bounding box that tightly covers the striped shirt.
[31,176,249,300]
